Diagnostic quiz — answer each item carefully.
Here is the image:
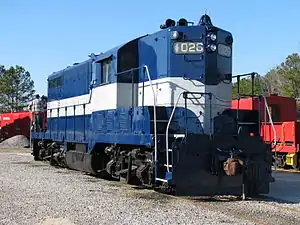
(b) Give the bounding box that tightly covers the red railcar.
[0,111,33,141]
[232,95,300,169]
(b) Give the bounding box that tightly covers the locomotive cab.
[138,15,233,134]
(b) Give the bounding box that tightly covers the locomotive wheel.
[33,148,40,161]
[49,148,55,166]
[126,156,133,184]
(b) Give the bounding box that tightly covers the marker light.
[171,31,180,39]
[208,32,217,41]
[208,44,217,52]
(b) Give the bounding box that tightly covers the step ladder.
[164,134,185,171]
[156,133,185,183]
[155,91,210,183]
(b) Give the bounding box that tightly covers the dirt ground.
[0,148,32,153]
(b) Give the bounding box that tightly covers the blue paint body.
[32,106,203,153]
[32,19,233,183]
[48,59,93,101]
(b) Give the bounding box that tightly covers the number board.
[173,42,204,54]
[218,43,231,57]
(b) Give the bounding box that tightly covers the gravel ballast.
[0,135,30,149]
[1,152,300,225]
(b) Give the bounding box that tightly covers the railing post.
[184,92,188,137]
[142,70,145,112]
[237,75,240,131]
[131,69,134,109]
[143,65,158,179]
[251,72,255,96]
[166,92,184,172]
[209,93,213,135]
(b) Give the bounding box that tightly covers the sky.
[0,0,300,95]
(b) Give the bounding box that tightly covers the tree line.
[0,65,35,113]
[232,53,300,99]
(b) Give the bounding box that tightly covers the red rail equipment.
[0,111,33,141]
[232,95,300,169]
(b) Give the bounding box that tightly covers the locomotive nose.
[171,134,272,196]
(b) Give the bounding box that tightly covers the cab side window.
[14,120,20,131]
[48,76,63,88]
[101,58,111,84]
[268,104,280,122]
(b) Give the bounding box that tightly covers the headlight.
[171,31,180,39]
[207,33,217,41]
[207,44,217,52]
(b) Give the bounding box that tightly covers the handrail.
[47,87,94,111]
[47,62,98,111]
[48,62,145,111]
[232,72,256,79]
[114,65,158,179]
[233,72,278,169]
[142,65,158,179]
[165,92,184,172]
[262,96,277,143]
[165,91,211,172]
[262,96,278,166]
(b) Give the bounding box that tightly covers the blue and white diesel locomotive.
[31,15,273,197]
